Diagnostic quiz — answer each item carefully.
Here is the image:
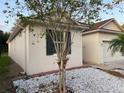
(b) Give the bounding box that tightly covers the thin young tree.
[4,0,121,92]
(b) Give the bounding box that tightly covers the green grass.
[0,53,11,75]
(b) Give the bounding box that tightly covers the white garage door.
[103,41,124,62]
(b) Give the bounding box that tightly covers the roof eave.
[7,19,89,43]
[82,28,124,35]
[7,25,24,43]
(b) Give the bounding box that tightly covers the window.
[46,30,71,55]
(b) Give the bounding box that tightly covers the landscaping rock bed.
[13,67,124,93]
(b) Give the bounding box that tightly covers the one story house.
[7,18,124,75]
[7,20,88,75]
[83,18,124,64]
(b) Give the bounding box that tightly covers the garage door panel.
[103,41,124,62]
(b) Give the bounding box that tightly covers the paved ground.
[104,60,124,69]
[90,59,124,71]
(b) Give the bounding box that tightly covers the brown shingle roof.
[89,18,114,30]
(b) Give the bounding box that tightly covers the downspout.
[82,30,87,65]
[81,33,84,66]
[82,33,83,65]
[24,28,27,74]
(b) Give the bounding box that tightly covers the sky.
[0,0,124,32]
[0,0,16,32]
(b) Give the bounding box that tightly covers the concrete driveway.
[91,59,124,70]
[104,60,124,70]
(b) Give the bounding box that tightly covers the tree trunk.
[58,58,67,93]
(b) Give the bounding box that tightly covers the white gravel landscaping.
[13,67,124,93]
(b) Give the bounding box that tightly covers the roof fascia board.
[29,19,89,30]
[82,29,99,35]
[7,19,89,42]
[82,28,124,35]
[100,28,124,34]
[98,19,113,29]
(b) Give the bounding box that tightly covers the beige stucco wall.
[82,33,101,64]
[83,31,124,64]
[8,26,29,72]
[9,25,83,75]
[103,21,121,31]
[27,25,83,75]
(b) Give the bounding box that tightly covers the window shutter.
[46,30,56,55]
[67,32,71,54]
